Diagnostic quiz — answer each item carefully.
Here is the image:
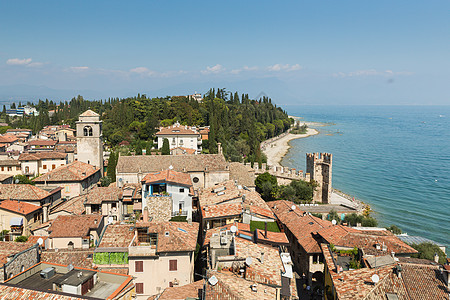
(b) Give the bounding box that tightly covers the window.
[43,165,47,169]
[52,164,56,169]
[8,167,11,171]
[83,126,93,137]
[25,166,29,173]
[179,188,184,193]
[169,259,177,271]
[135,283,144,294]
[16,167,20,171]
[1,167,3,171]
[135,261,143,272]
[65,186,70,193]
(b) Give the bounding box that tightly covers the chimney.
[143,206,149,222]
[260,252,265,264]
[217,143,222,155]
[434,252,439,263]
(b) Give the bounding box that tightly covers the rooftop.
[205,271,279,300]
[48,215,102,238]
[156,124,200,136]
[268,200,333,253]
[0,242,35,266]
[0,184,60,201]
[141,169,193,187]
[97,224,135,249]
[0,285,85,300]
[40,249,94,269]
[228,162,256,187]
[0,199,41,215]
[83,186,122,205]
[28,140,57,146]
[134,221,199,253]
[51,196,86,215]
[79,109,99,117]
[0,159,21,166]
[158,280,203,300]
[116,153,229,174]
[33,161,100,183]
[19,152,67,161]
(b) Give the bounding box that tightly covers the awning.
[10,217,24,226]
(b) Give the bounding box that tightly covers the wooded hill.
[2,88,293,163]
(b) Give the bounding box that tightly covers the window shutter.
[136,283,144,294]
[135,261,143,272]
[169,259,177,271]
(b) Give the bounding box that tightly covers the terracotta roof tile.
[268,200,333,253]
[33,161,100,182]
[0,285,85,299]
[205,270,278,300]
[141,170,193,187]
[228,162,256,187]
[0,184,57,201]
[48,215,102,238]
[170,147,196,154]
[19,152,67,161]
[0,242,34,265]
[156,124,200,136]
[134,221,199,253]
[41,249,94,269]
[83,186,122,205]
[0,134,18,144]
[51,196,85,215]
[79,109,99,117]
[0,159,21,166]
[202,202,243,219]
[28,139,57,146]
[116,154,228,173]
[158,280,203,300]
[98,224,135,248]
[0,199,41,215]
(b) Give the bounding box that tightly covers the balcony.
[172,210,188,217]
[129,244,157,257]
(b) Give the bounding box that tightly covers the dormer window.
[83,126,93,136]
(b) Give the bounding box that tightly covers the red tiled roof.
[19,151,67,161]
[158,280,203,300]
[41,249,94,269]
[0,284,86,299]
[170,147,196,154]
[0,199,41,215]
[33,161,100,182]
[0,134,18,144]
[202,202,243,219]
[317,226,418,255]
[0,184,58,201]
[48,215,102,238]
[98,224,135,248]
[134,221,199,253]
[156,124,200,136]
[28,139,57,146]
[268,200,333,253]
[0,241,35,265]
[83,186,122,205]
[141,169,192,187]
[51,196,85,215]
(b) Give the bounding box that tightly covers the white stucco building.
[156,123,201,153]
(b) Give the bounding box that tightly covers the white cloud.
[268,63,302,72]
[6,58,33,65]
[201,64,224,74]
[129,67,157,76]
[69,66,89,71]
[333,69,414,78]
[231,65,259,74]
[6,58,45,68]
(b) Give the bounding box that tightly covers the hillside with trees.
[1,89,293,164]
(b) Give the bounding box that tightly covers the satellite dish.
[332,219,337,225]
[230,225,237,233]
[245,257,253,266]
[37,238,44,246]
[169,165,174,170]
[15,179,19,184]
[371,274,379,284]
[291,205,296,210]
[208,275,218,286]
[67,264,74,271]
[118,178,123,182]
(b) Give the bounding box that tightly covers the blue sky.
[0,1,449,105]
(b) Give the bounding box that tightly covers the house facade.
[19,152,68,177]
[156,123,202,153]
[0,200,42,237]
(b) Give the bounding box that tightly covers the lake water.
[282,105,450,254]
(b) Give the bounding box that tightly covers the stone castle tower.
[306,153,332,203]
[76,110,103,172]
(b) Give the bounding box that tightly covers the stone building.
[0,242,39,282]
[306,152,332,204]
[76,109,103,171]
[115,154,230,189]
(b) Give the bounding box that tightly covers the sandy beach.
[262,126,319,167]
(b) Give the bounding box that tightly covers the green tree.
[161,138,170,155]
[255,172,278,201]
[106,151,117,182]
[15,236,28,242]
[327,209,340,224]
[411,242,447,264]
[13,175,34,185]
[386,225,402,235]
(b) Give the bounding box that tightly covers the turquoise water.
[282,105,450,254]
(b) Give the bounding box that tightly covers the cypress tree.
[162,138,170,155]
